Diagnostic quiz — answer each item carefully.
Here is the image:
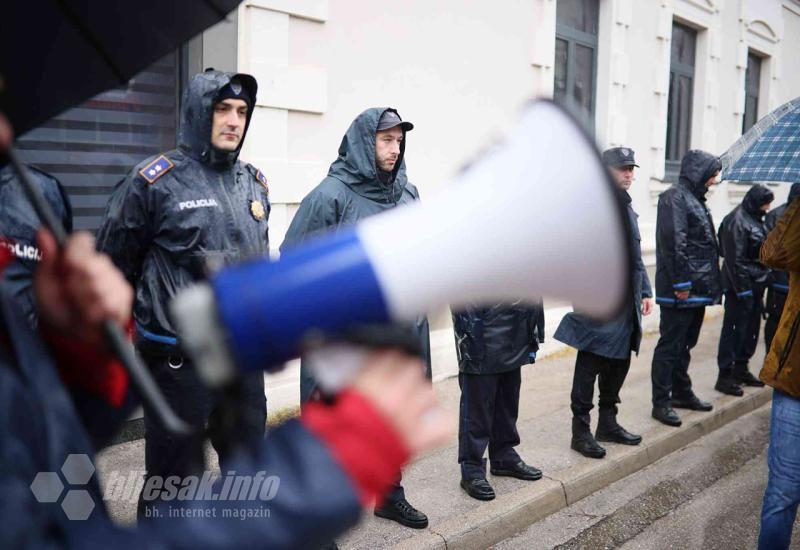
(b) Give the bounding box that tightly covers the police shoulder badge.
[139,154,174,184]
[250,200,266,221]
[247,163,269,195]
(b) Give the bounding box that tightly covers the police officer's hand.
[34,229,133,346]
[642,297,654,315]
[0,113,13,151]
[675,290,690,301]
[353,350,450,455]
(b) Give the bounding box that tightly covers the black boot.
[715,376,744,396]
[374,498,428,529]
[571,415,606,459]
[733,363,765,387]
[596,409,642,446]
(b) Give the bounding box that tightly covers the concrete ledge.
[391,386,771,550]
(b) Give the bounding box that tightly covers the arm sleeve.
[726,219,752,293]
[658,193,691,290]
[95,176,151,286]
[761,199,800,273]
[280,190,339,252]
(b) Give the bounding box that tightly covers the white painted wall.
[229,0,800,410]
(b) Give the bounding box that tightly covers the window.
[664,23,697,181]
[742,51,762,134]
[16,53,182,231]
[554,0,600,131]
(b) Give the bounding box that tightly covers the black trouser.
[570,350,631,433]
[717,288,764,377]
[651,307,705,408]
[766,288,788,352]
[458,369,522,481]
[138,353,267,518]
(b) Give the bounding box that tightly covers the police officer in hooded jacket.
[280,107,431,530]
[0,163,71,326]
[715,184,774,395]
[651,150,722,427]
[555,147,653,459]
[764,182,800,350]
[96,70,269,516]
[452,301,544,501]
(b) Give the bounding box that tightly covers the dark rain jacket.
[765,183,800,294]
[655,150,722,308]
[0,284,362,549]
[281,107,431,368]
[96,71,271,356]
[555,192,653,359]
[452,301,544,375]
[718,184,774,296]
[0,163,72,326]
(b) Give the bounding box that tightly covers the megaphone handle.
[7,146,192,436]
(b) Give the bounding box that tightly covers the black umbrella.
[1,0,244,435]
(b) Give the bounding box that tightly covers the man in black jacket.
[764,182,800,350]
[452,301,544,500]
[651,150,722,427]
[555,147,653,458]
[96,70,269,516]
[716,184,774,394]
[281,107,431,529]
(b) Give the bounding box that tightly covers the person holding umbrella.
[764,183,800,351]
[715,184,773,395]
[555,147,653,458]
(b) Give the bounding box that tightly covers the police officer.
[651,150,722,427]
[281,108,431,530]
[716,184,773,394]
[764,182,800,351]
[453,301,544,500]
[555,147,653,459]
[0,163,71,326]
[96,70,269,516]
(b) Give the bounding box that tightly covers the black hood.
[178,70,257,166]
[327,107,410,203]
[789,182,800,203]
[742,184,774,217]
[678,149,721,199]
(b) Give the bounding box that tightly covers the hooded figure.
[654,150,723,308]
[280,107,431,530]
[0,163,71,326]
[96,70,269,518]
[651,150,722,428]
[715,184,774,394]
[764,182,800,350]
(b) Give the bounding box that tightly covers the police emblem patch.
[621,148,631,158]
[139,155,174,184]
[250,200,266,221]
[231,80,242,95]
[255,169,269,194]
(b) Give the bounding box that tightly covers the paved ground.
[96,309,774,548]
[495,402,800,550]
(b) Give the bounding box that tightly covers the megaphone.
[172,100,632,387]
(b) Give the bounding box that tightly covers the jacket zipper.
[776,312,800,379]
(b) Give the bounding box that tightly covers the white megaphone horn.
[172,100,633,387]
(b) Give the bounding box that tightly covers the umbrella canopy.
[721,96,800,184]
[1,0,242,136]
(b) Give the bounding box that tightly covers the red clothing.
[303,389,410,506]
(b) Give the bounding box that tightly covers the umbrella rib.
[201,0,229,18]
[56,0,127,84]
